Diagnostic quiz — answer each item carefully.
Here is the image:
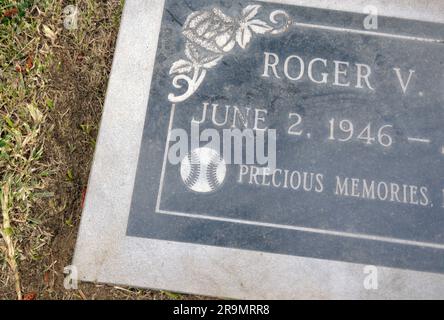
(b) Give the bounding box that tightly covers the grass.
[1,0,54,300]
[0,0,198,300]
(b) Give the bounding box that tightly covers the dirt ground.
[0,0,199,300]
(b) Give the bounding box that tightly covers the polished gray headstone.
[73,0,444,299]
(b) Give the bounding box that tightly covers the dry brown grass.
[0,0,198,300]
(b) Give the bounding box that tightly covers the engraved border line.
[158,209,444,250]
[293,22,444,43]
[155,104,176,213]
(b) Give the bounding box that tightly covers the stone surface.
[73,0,444,299]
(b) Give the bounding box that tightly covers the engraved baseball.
[180,147,226,193]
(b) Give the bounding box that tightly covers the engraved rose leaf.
[248,19,273,34]
[170,59,193,75]
[201,55,223,69]
[236,26,252,49]
[242,4,261,22]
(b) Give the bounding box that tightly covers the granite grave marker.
[73,0,444,299]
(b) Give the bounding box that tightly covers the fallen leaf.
[81,187,87,208]
[3,8,19,18]
[23,292,37,300]
[25,55,34,70]
[43,272,50,285]
[42,25,57,43]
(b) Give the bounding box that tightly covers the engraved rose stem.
[269,10,292,35]
[168,66,207,103]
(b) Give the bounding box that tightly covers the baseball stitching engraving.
[180,147,227,193]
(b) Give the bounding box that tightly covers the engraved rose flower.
[182,8,237,54]
[168,5,292,103]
